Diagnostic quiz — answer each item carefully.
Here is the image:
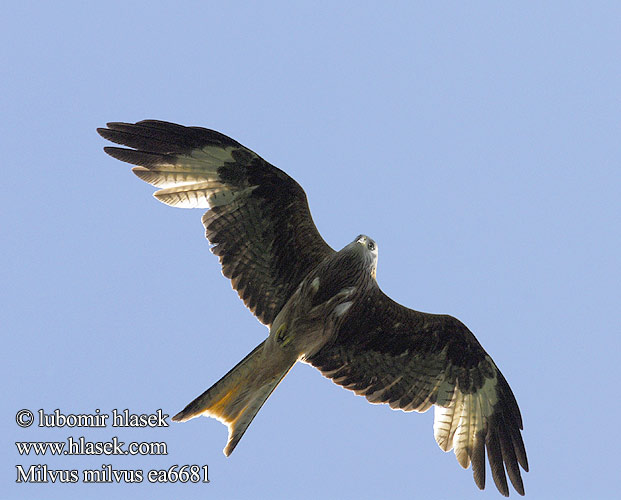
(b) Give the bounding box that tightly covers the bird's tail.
[172,340,295,456]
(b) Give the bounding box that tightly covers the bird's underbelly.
[264,279,357,360]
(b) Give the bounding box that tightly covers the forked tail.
[172,340,295,456]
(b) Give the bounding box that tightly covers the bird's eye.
[368,241,375,251]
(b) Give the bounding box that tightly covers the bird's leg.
[275,323,292,347]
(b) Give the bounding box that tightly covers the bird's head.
[351,234,378,280]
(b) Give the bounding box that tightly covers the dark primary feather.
[97,120,334,325]
[99,120,243,153]
[307,286,528,496]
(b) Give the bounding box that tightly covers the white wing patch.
[433,362,498,469]
[132,165,215,188]
[191,145,238,163]
[131,145,258,209]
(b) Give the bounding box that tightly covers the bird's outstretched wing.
[98,120,334,325]
[306,286,528,496]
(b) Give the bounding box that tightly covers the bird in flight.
[98,120,528,496]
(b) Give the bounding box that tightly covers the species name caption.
[14,409,209,485]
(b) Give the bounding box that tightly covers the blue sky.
[2,1,620,498]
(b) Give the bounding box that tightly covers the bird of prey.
[98,120,528,496]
